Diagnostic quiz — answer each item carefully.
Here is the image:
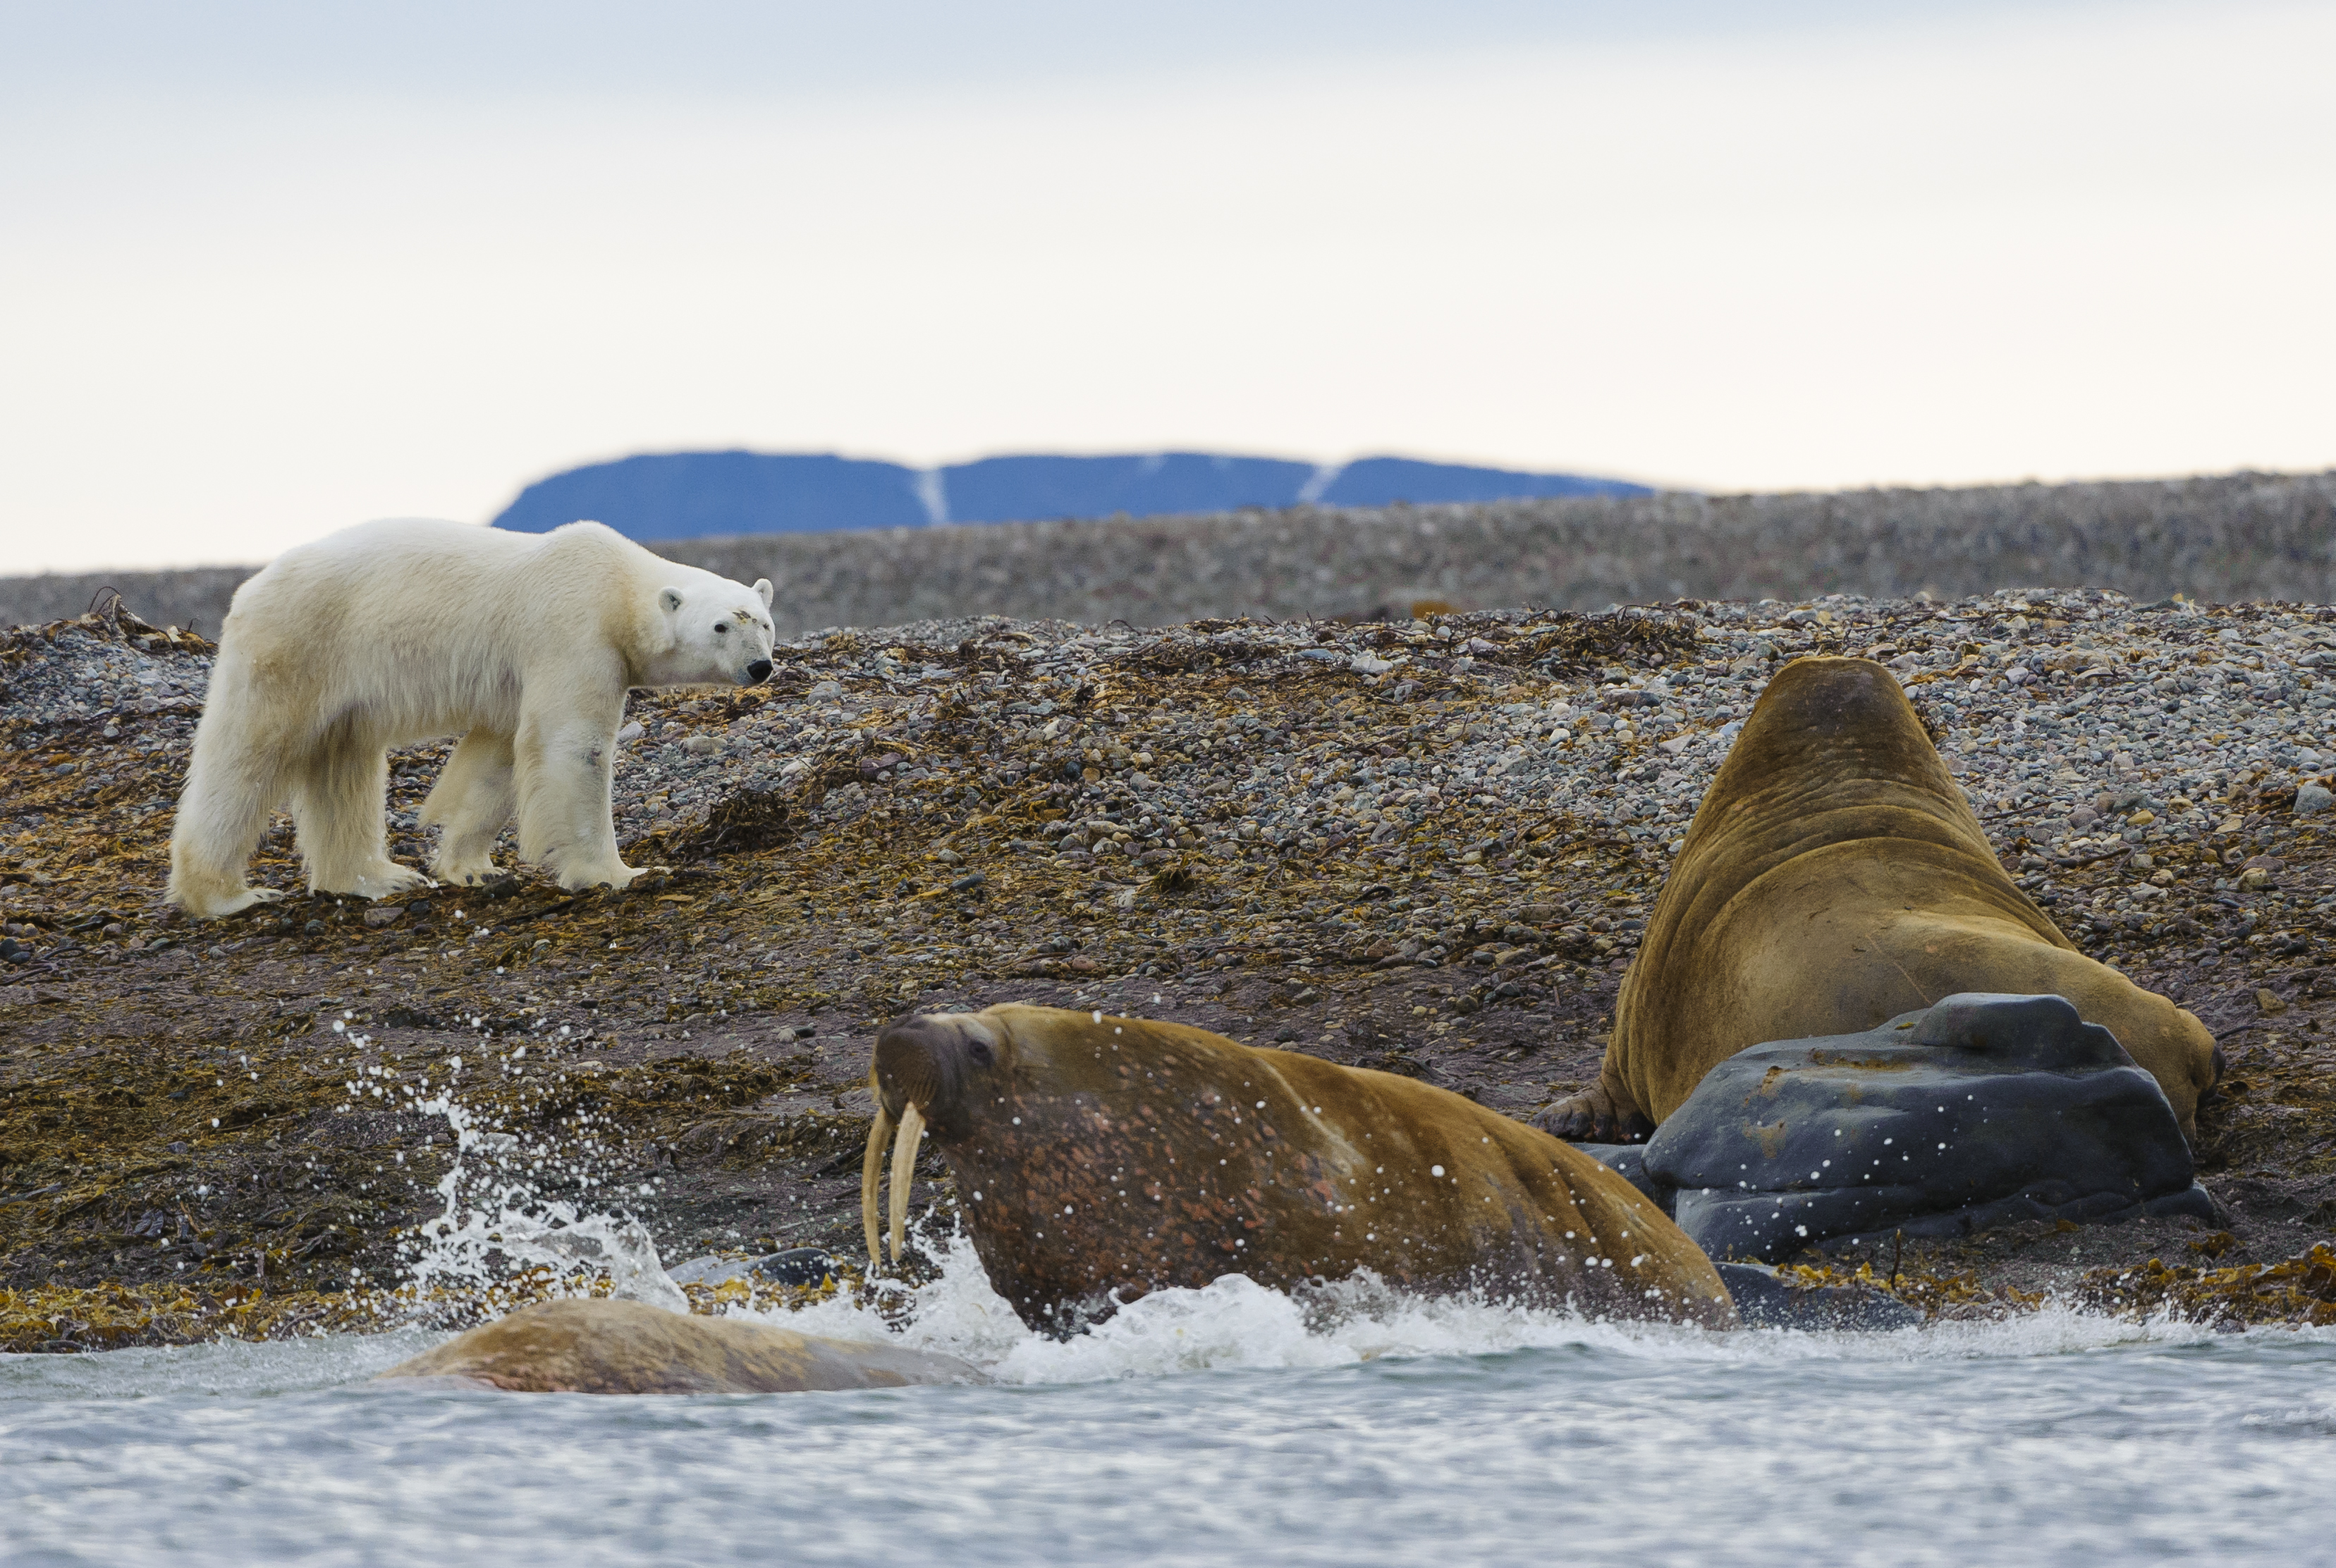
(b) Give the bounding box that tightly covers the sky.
[1,1,2330,573]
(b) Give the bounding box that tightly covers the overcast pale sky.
[2,1,2329,573]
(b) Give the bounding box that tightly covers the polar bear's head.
[647,574,778,687]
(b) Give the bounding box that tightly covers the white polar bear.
[167,518,776,919]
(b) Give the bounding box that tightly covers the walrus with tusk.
[864,1003,1737,1332]
[374,1297,985,1395]
[1537,655,2220,1144]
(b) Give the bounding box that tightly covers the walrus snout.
[873,1011,999,1132]
[864,1012,1003,1267]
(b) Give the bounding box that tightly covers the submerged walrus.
[374,1297,984,1394]
[1541,656,2220,1144]
[865,1003,1736,1331]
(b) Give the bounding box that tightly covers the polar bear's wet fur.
[169,520,776,919]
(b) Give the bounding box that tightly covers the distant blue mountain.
[1313,457,1641,508]
[492,452,930,540]
[941,453,1320,525]
[490,450,1649,540]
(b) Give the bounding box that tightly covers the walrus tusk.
[888,1102,926,1262]
[861,1102,894,1266]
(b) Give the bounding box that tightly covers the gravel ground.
[8,467,2334,639]
[3,585,2332,1342]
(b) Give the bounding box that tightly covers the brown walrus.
[865,1003,1737,1332]
[1540,655,2220,1144]
[373,1297,984,1394]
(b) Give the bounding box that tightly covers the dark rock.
[749,1247,839,1287]
[666,1247,839,1290]
[2210,1171,2336,1225]
[1716,1263,1924,1330]
[1639,993,2216,1263]
[664,1254,737,1287]
[1572,1143,1670,1209]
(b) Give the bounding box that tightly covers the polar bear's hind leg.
[167,723,292,919]
[422,728,518,885]
[291,721,423,899]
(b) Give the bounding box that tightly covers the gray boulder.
[1570,1142,1667,1206]
[1612,993,2217,1263]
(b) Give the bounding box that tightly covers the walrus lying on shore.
[374,1297,984,1394]
[867,1003,1737,1332]
[1539,656,2220,1144]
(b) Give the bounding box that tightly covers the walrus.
[1540,655,2220,1144]
[865,1003,1737,1332]
[373,1297,984,1394]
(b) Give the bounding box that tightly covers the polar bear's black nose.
[747,660,773,683]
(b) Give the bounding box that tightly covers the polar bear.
[167,519,776,919]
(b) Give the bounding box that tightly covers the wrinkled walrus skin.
[869,1004,1737,1333]
[373,1297,985,1395]
[1541,656,2220,1144]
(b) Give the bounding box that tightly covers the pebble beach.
[3,582,2332,1346]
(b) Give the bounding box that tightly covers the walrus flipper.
[1532,1079,1654,1145]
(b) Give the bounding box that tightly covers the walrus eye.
[967,1039,993,1066]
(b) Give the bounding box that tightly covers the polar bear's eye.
[714,623,730,634]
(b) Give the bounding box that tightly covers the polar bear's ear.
[753,578,773,608]
[659,587,685,615]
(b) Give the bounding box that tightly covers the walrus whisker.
[862,1101,895,1266]
[889,1102,927,1262]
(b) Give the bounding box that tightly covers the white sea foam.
[391,1092,2323,1387]
[730,1215,2299,1383]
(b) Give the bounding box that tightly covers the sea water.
[5,1232,2333,1568]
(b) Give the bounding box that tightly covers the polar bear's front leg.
[511,695,639,890]
[422,728,518,886]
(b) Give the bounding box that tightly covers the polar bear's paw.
[339,862,428,901]
[193,885,286,920]
[558,860,668,893]
[432,856,504,887]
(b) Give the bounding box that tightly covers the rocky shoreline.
[3,584,2332,1349]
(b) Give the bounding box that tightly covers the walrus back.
[374,1298,984,1395]
[1598,656,2218,1134]
[1260,1045,1736,1324]
[896,1005,1737,1329]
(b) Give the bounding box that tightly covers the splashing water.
[396,1091,687,1318]
[758,1215,2287,1383]
[16,1112,2336,1564]
[385,1098,2292,1387]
